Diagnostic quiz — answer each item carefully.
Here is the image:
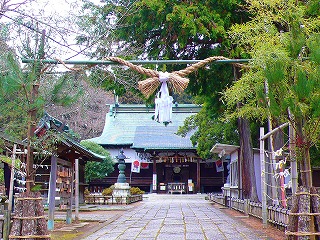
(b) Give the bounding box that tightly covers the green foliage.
[0,52,40,140]
[80,141,114,182]
[130,187,145,195]
[78,0,250,157]
[49,74,84,107]
[0,52,82,142]
[84,188,90,195]
[31,184,42,192]
[178,106,239,159]
[0,169,4,184]
[0,195,7,203]
[224,0,320,176]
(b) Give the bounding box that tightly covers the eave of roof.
[62,134,106,162]
[87,104,201,147]
[37,113,106,162]
[131,126,195,150]
[210,143,240,155]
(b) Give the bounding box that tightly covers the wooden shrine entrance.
[153,157,201,194]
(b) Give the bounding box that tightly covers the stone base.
[112,183,131,203]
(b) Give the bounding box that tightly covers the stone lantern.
[112,149,130,202]
[116,148,127,183]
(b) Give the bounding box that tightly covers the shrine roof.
[36,113,106,162]
[131,126,195,150]
[87,104,201,148]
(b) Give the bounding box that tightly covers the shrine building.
[87,104,228,194]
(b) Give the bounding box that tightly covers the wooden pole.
[26,87,38,192]
[75,158,79,222]
[8,144,17,213]
[4,144,17,240]
[68,160,74,225]
[260,127,267,226]
[196,159,200,193]
[26,29,45,192]
[22,58,251,65]
[47,155,57,230]
[289,122,298,195]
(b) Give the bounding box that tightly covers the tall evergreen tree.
[224,0,320,233]
[77,0,264,200]
[77,0,249,150]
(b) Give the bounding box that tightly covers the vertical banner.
[131,160,141,173]
[152,174,157,191]
[215,160,224,172]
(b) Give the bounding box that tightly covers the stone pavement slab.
[77,194,281,240]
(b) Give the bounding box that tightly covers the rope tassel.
[138,74,189,98]
[154,72,173,124]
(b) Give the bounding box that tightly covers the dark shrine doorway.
[172,173,182,182]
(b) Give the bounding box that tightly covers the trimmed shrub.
[84,188,90,196]
[130,187,145,195]
[102,185,114,196]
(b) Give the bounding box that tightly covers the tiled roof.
[87,104,200,148]
[132,126,195,150]
[36,113,106,162]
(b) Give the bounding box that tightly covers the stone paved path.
[82,194,272,240]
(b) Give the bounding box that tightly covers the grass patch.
[50,231,84,240]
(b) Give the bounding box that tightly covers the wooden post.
[47,155,57,230]
[260,127,267,226]
[75,158,79,222]
[26,85,39,192]
[152,158,157,193]
[26,30,45,192]
[196,159,200,193]
[67,160,74,225]
[289,123,298,195]
[3,144,17,240]
[8,144,17,213]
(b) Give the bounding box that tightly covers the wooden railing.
[84,194,143,205]
[207,194,289,230]
[200,177,225,186]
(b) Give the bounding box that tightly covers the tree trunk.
[287,192,299,240]
[26,30,45,192]
[233,66,259,201]
[286,119,317,239]
[238,116,259,201]
[295,119,312,188]
[9,192,50,240]
[298,187,311,240]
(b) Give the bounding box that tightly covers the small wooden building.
[0,113,105,206]
[34,113,106,205]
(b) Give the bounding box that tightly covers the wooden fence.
[0,202,9,239]
[207,193,289,230]
[84,194,143,205]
